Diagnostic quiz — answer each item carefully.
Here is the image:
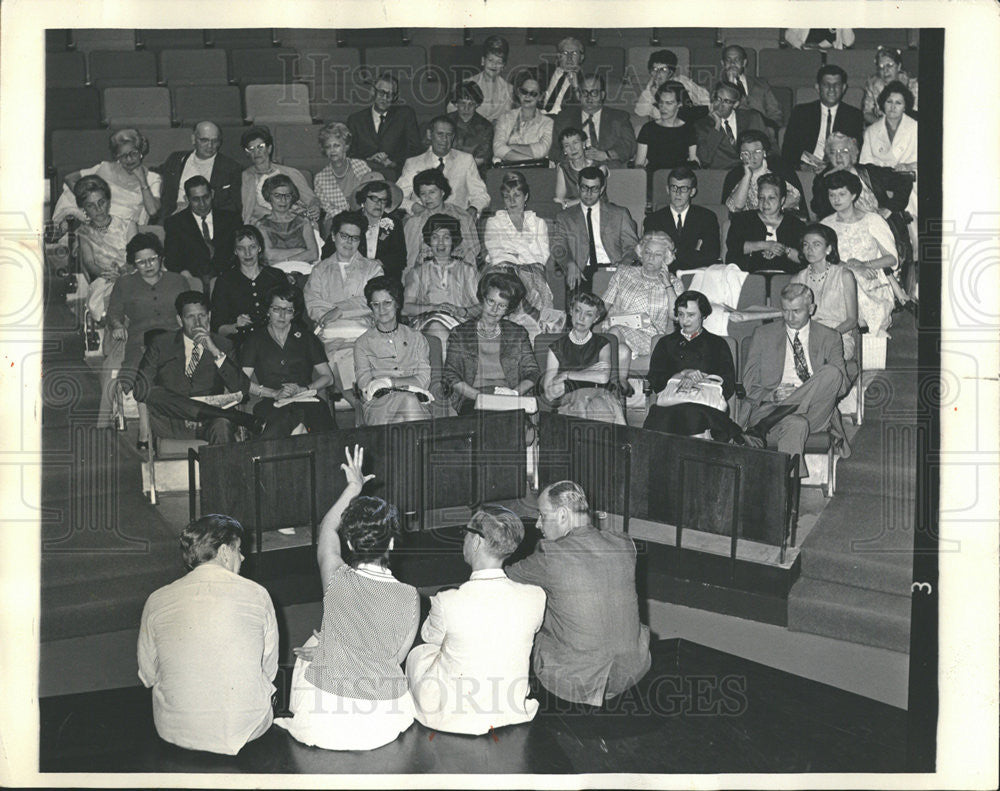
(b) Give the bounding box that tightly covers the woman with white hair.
[314,121,373,236]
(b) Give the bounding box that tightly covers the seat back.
[161,48,229,86]
[137,29,207,52]
[47,51,88,87]
[758,48,823,84]
[89,50,158,88]
[421,330,453,417]
[533,331,622,411]
[824,49,879,87]
[173,85,244,126]
[230,47,299,86]
[102,86,173,127]
[244,83,312,125]
[71,29,137,53]
[605,169,647,233]
[361,45,427,79]
[46,87,102,131]
[208,29,276,50]
[272,124,327,174]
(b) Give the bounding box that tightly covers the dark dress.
[239,325,335,437]
[725,211,807,273]
[637,121,696,173]
[209,265,289,348]
[548,333,624,424]
[643,330,742,441]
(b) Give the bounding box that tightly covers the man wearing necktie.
[693,82,771,170]
[740,283,850,476]
[548,74,637,168]
[164,175,240,295]
[781,64,863,173]
[540,37,585,116]
[346,74,423,183]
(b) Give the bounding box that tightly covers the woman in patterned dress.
[791,224,859,359]
[314,121,373,237]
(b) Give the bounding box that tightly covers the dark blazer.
[346,104,423,175]
[163,207,241,279]
[548,106,637,166]
[322,209,407,282]
[693,109,770,170]
[134,330,249,402]
[550,199,640,276]
[643,204,721,269]
[724,210,806,273]
[155,150,243,220]
[536,64,582,113]
[647,330,736,398]
[781,100,864,171]
[442,319,540,411]
[810,163,913,219]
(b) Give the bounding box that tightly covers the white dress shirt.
[396,148,490,214]
[542,67,577,116]
[812,103,840,161]
[781,322,813,387]
[582,201,611,264]
[176,152,216,211]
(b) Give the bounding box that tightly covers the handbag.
[656,374,726,411]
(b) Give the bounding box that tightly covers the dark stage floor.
[40,638,907,775]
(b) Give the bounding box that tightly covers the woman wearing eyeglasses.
[255,174,320,267]
[239,284,335,438]
[492,73,554,165]
[239,126,321,226]
[53,128,162,230]
[553,127,610,209]
[314,122,373,238]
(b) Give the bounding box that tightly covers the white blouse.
[483,210,550,266]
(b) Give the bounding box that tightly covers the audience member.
[402,168,480,271]
[741,283,849,476]
[542,291,625,424]
[276,446,419,750]
[694,82,771,170]
[446,81,495,171]
[239,284,336,438]
[506,480,651,708]
[553,127,610,209]
[634,81,699,177]
[155,121,242,218]
[791,224,859,359]
[443,270,539,415]
[493,72,554,164]
[549,74,637,168]
[633,49,710,121]
[255,174,320,267]
[863,47,919,126]
[781,65,863,174]
[348,179,407,283]
[784,29,856,49]
[354,276,432,425]
[346,74,423,182]
[164,175,240,294]
[539,37,585,116]
[138,514,277,755]
[128,290,258,444]
[601,230,684,393]
[643,167,721,269]
[446,35,514,123]
[721,45,785,130]
[239,126,320,225]
[406,505,545,734]
[314,121,373,236]
[722,129,804,218]
[551,166,639,291]
[725,173,806,274]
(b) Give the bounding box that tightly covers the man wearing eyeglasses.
[154,121,243,219]
[405,506,545,735]
[633,49,710,122]
[539,37,586,116]
[164,175,241,294]
[346,74,423,183]
[720,45,784,132]
[548,74,637,168]
[643,166,721,269]
[693,82,771,170]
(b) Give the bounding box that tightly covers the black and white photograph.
[0,0,997,787]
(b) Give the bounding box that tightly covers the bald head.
[192,121,222,160]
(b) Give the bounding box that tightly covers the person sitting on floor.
[506,480,652,709]
[405,505,546,735]
[138,514,278,756]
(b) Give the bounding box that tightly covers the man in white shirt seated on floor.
[405,505,545,735]
[137,514,278,755]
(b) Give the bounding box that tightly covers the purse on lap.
[655,374,726,411]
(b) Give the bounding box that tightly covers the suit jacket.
[781,100,864,171]
[550,199,640,275]
[537,63,582,115]
[346,104,423,175]
[155,150,243,220]
[810,163,913,219]
[742,319,848,409]
[404,569,546,735]
[643,204,721,269]
[694,108,770,170]
[134,330,249,402]
[741,75,784,128]
[548,106,637,167]
[163,207,241,279]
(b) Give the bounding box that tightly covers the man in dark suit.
[741,283,849,476]
[537,37,585,117]
[693,82,771,170]
[128,291,257,445]
[781,65,864,173]
[346,74,423,183]
[550,166,639,294]
[164,176,240,294]
[643,166,720,269]
[155,121,243,219]
[721,45,785,131]
[548,74,637,168]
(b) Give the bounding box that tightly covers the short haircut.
[234,224,266,253]
[241,125,273,150]
[340,496,400,566]
[780,281,815,305]
[422,212,463,247]
[737,128,771,152]
[364,275,404,311]
[722,44,748,63]
[109,127,148,158]
[559,126,587,146]
[262,173,299,204]
[265,282,300,310]
[451,80,484,106]
[428,114,457,133]
[668,165,698,189]
[757,171,787,200]
[331,209,369,236]
[179,514,243,570]
[581,72,606,93]
[673,289,713,319]
[500,170,530,201]
[318,120,352,149]
[800,222,841,266]
[578,165,607,188]
[413,168,452,201]
[557,37,585,54]
[542,480,590,514]
[654,80,688,106]
[477,269,524,314]
[638,229,675,255]
[374,72,399,92]
[183,175,212,196]
[514,70,540,92]
[126,231,163,265]
[816,64,848,84]
[647,49,678,71]
[468,505,525,559]
[878,79,915,112]
[712,81,740,100]
[73,174,111,207]
[824,131,859,160]
[568,290,608,324]
[825,169,862,200]
[175,290,210,316]
[875,46,903,66]
[482,35,509,60]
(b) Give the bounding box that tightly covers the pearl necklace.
[569,329,592,345]
[477,322,501,339]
